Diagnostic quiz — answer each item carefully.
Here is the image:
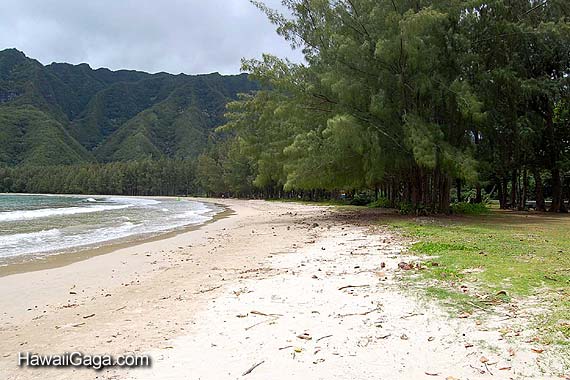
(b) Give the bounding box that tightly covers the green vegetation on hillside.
[0,48,258,165]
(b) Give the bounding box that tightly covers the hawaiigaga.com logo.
[18,352,152,371]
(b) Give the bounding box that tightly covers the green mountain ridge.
[0,48,258,165]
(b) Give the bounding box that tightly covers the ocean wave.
[0,228,62,246]
[106,197,162,206]
[0,197,219,261]
[0,204,130,222]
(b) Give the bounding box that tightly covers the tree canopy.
[213,0,570,212]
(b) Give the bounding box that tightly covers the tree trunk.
[438,172,451,213]
[475,184,482,204]
[510,169,517,209]
[518,169,528,211]
[498,177,508,209]
[456,178,462,203]
[550,167,563,212]
[533,168,546,211]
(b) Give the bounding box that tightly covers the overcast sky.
[0,0,303,75]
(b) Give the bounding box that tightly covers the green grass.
[384,210,570,345]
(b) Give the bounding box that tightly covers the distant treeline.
[0,160,195,196]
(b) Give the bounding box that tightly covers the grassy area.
[384,210,570,345]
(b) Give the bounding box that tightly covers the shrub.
[367,197,391,208]
[349,193,375,206]
[450,202,489,215]
[398,202,415,215]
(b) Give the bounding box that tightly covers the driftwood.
[338,306,382,317]
[195,285,222,294]
[316,334,333,343]
[338,285,370,291]
[242,361,265,376]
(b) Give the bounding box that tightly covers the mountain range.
[0,48,258,166]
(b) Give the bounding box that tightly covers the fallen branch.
[338,285,370,291]
[483,362,493,376]
[401,312,424,319]
[316,334,333,343]
[338,306,382,317]
[245,317,279,331]
[242,361,265,376]
[250,310,283,317]
[195,285,222,294]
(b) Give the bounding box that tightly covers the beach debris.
[278,345,293,350]
[338,284,370,291]
[242,361,265,376]
[294,347,303,353]
[469,364,485,374]
[531,348,544,354]
[378,334,391,339]
[464,343,474,348]
[428,336,435,342]
[195,285,222,294]
[316,335,333,343]
[499,366,512,371]
[398,262,414,270]
[250,310,282,317]
[83,313,95,319]
[401,312,424,319]
[339,305,382,317]
[400,334,409,340]
[55,322,85,329]
[425,372,440,376]
[479,356,494,375]
[297,332,312,340]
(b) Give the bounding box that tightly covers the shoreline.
[0,199,326,380]
[0,196,228,278]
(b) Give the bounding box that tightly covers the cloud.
[0,0,303,74]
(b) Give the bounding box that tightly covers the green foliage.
[450,202,489,215]
[0,159,196,196]
[215,0,570,212]
[367,197,391,208]
[349,193,374,206]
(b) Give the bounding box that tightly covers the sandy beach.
[0,199,565,380]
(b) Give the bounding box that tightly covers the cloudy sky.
[0,0,303,75]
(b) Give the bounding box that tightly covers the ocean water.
[0,194,220,265]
